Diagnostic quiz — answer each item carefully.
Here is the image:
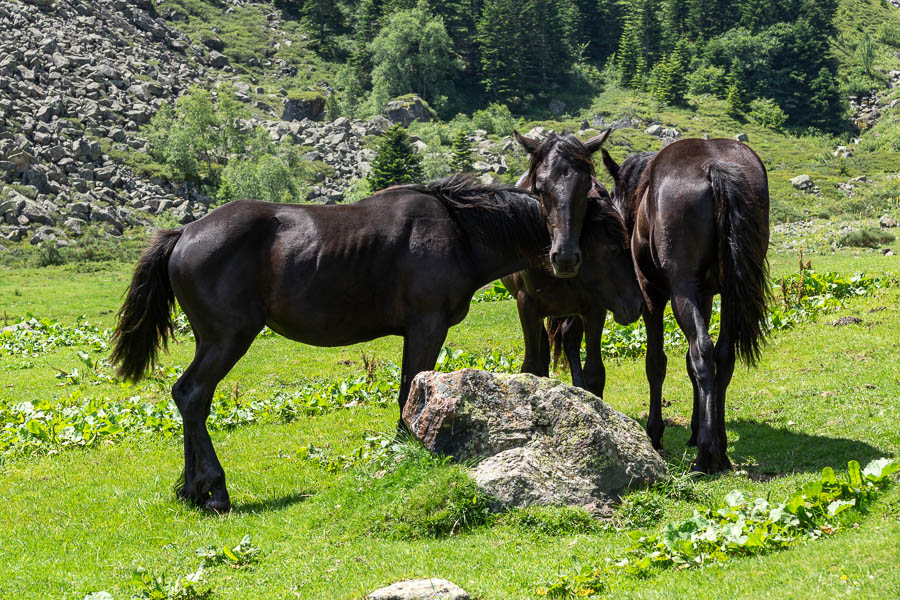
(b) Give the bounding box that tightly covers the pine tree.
[367,125,424,191]
[725,79,747,119]
[450,130,473,173]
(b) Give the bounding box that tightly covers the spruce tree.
[367,124,424,191]
[450,130,473,173]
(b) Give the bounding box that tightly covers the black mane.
[523,133,597,192]
[612,151,656,232]
[395,175,549,260]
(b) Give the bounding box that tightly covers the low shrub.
[837,227,896,248]
[501,505,601,536]
[377,461,492,539]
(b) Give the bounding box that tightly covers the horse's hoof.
[691,454,731,475]
[202,496,232,514]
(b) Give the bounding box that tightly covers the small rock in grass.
[831,316,863,326]
[367,578,470,600]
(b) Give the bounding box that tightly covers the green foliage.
[449,130,473,172]
[837,227,896,248]
[144,85,249,184]
[500,505,601,536]
[370,2,462,112]
[648,39,689,105]
[471,102,518,135]
[0,313,108,358]
[686,64,728,96]
[367,124,424,191]
[539,458,899,598]
[477,0,579,103]
[856,32,876,76]
[615,489,666,529]
[217,131,314,203]
[725,79,747,118]
[473,279,514,303]
[130,566,213,600]
[195,535,260,569]
[747,97,788,130]
[377,458,492,539]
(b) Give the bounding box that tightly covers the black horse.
[110,132,607,512]
[583,138,771,473]
[502,178,643,398]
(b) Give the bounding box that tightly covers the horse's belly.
[265,309,400,347]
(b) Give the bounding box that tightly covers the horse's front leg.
[516,294,549,377]
[397,316,450,422]
[643,302,668,450]
[581,311,607,398]
[670,288,729,473]
[560,316,585,389]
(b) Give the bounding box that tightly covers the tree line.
[281,0,844,129]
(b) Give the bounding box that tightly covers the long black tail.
[706,162,772,365]
[546,316,568,372]
[110,229,183,381]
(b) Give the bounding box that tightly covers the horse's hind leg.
[644,301,668,450]
[670,288,729,473]
[687,295,714,447]
[173,329,258,511]
[581,311,607,398]
[713,327,736,455]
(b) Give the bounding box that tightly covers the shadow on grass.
[660,418,889,476]
[231,490,312,515]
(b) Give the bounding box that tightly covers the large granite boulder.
[403,370,667,514]
[382,94,435,126]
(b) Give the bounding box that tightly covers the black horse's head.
[515,129,610,278]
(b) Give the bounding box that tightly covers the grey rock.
[208,50,229,69]
[367,579,469,600]
[790,174,813,190]
[734,133,749,143]
[548,99,566,116]
[403,370,667,513]
[880,215,898,228]
[382,95,435,126]
[645,124,663,136]
[283,93,326,122]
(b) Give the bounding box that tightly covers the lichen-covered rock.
[282,91,327,122]
[382,94,435,126]
[403,370,667,513]
[367,579,469,600]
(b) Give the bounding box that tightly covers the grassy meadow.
[0,244,897,599]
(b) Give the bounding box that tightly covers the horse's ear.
[514,130,539,155]
[583,128,611,154]
[600,148,620,182]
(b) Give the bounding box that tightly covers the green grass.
[0,249,898,598]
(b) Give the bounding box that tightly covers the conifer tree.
[367,125,424,191]
[450,130,473,173]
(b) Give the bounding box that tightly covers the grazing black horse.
[502,178,643,397]
[586,138,771,473]
[110,140,599,511]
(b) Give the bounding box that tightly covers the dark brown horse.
[502,179,643,397]
[592,138,771,473]
[514,129,612,277]
[109,159,595,511]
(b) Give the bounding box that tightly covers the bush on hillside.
[748,97,788,130]
[837,227,896,248]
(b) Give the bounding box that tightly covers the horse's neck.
[457,200,548,284]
